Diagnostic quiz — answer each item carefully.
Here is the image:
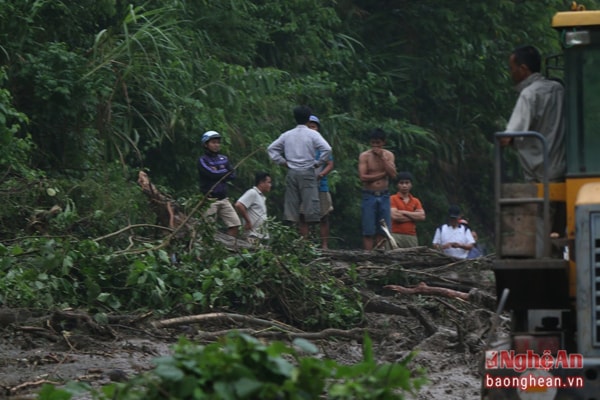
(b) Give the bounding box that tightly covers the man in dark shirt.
[198,130,241,237]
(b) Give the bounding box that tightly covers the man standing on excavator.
[501,45,566,183]
[500,45,566,255]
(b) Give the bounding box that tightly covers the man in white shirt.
[432,205,475,259]
[235,172,272,242]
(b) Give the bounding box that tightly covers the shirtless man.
[358,128,397,250]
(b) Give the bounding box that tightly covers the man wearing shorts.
[197,130,241,237]
[267,106,332,237]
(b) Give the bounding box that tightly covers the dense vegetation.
[1,0,597,321]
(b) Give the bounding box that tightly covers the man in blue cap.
[303,115,335,248]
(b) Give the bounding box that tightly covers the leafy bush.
[187,221,363,329]
[0,220,362,330]
[0,68,32,174]
[38,332,426,400]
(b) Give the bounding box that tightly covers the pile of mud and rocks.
[0,247,501,400]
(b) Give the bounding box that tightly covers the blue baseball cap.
[309,115,320,125]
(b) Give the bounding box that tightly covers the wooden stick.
[152,312,303,333]
[384,281,470,301]
[10,379,60,394]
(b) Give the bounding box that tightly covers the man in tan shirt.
[358,128,397,250]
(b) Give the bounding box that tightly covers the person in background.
[432,205,475,259]
[235,172,272,243]
[267,106,332,238]
[358,128,397,250]
[458,218,483,259]
[197,130,240,237]
[390,171,425,248]
[303,115,334,249]
[467,230,483,259]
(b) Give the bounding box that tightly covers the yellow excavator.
[483,4,600,400]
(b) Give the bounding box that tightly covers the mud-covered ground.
[0,252,499,399]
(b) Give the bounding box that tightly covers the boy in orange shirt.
[390,172,426,247]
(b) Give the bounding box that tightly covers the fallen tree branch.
[93,223,173,242]
[10,379,60,395]
[360,291,410,317]
[384,281,496,310]
[16,325,60,342]
[152,312,304,333]
[433,297,464,314]
[384,282,470,301]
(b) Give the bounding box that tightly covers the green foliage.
[0,68,31,173]
[12,41,103,171]
[49,165,151,235]
[188,221,362,329]
[0,219,362,329]
[38,332,425,399]
[0,66,45,234]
